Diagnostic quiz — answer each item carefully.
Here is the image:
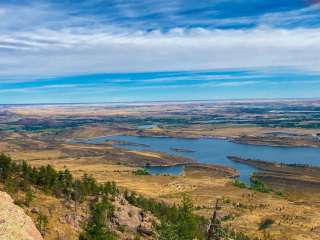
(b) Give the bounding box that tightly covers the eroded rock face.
[112,196,143,232]
[0,191,43,240]
[111,196,156,236]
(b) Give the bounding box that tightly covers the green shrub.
[80,198,116,240]
[221,214,235,221]
[14,199,25,207]
[133,169,150,176]
[259,218,274,230]
[25,189,34,207]
[233,179,247,188]
[250,177,271,193]
[275,191,284,197]
[36,212,49,236]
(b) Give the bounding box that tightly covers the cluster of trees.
[125,191,207,239]
[124,191,251,240]
[0,154,118,203]
[0,153,254,240]
[0,154,118,239]
[233,177,273,194]
[80,196,116,240]
[233,179,247,188]
[133,169,150,176]
[250,177,271,193]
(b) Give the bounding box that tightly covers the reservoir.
[78,135,320,184]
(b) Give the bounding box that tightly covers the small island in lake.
[170,147,195,153]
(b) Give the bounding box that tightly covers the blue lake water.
[145,164,185,176]
[78,135,320,184]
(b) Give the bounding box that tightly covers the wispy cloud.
[1,26,320,78]
[1,0,320,102]
[0,1,320,79]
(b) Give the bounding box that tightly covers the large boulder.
[111,196,156,236]
[112,196,143,232]
[0,191,43,240]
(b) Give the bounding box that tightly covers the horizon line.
[1,97,320,106]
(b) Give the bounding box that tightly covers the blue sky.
[1,0,320,103]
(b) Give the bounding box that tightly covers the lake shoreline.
[134,127,320,149]
[228,156,320,191]
[144,162,239,178]
[74,131,320,149]
[70,133,320,184]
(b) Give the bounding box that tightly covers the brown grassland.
[1,102,320,239]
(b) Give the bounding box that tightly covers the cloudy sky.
[1,0,320,103]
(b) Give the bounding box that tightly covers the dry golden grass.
[9,106,140,117]
[0,183,84,240]
[9,150,66,161]
[1,121,320,240]
[22,156,320,240]
[126,150,162,159]
[28,192,82,240]
[144,124,320,139]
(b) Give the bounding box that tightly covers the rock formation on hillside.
[111,196,156,238]
[0,191,43,240]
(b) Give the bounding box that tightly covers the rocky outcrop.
[111,196,156,237]
[0,191,43,240]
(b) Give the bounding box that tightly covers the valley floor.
[1,101,320,239]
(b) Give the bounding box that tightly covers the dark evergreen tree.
[79,199,116,240]
[0,154,12,180]
[25,188,34,207]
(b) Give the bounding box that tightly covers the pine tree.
[36,212,49,236]
[4,177,16,195]
[175,194,198,240]
[79,199,116,240]
[158,221,179,240]
[0,154,12,180]
[25,188,34,207]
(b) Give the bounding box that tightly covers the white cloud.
[0,2,320,79]
[1,27,320,78]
